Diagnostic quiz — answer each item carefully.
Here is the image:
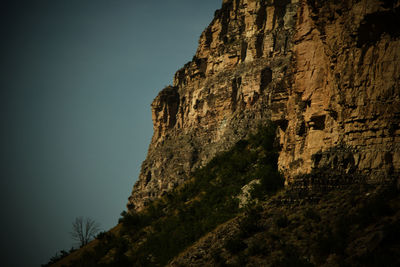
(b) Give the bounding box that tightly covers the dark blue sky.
[0,1,221,266]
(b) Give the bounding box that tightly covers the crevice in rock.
[356,7,400,48]
[193,99,204,110]
[256,3,266,31]
[296,120,306,136]
[145,171,152,186]
[218,1,233,44]
[275,0,291,28]
[389,123,400,136]
[193,56,208,75]
[256,34,264,58]
[385,152,393,165]
[328,109,338,121]
[260,67,273,92]
[276,119,289,132]
[241,40,248,62]
[312,152,322,168]
[231,77,241,111]
[309,115,326,130]
[205,26,213,47]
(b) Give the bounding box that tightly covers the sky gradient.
[0,1,221,266]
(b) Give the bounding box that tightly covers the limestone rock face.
[281,0,400,184]
[128,0,400,211]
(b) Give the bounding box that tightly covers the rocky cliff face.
[282,0,400,184]
[128,0,400,211]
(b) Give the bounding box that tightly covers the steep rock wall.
[281,0,400,184]
[128,0,400,211]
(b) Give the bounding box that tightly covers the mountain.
[48,0,400,266]
[128,0,400,211]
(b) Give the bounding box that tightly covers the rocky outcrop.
[281,0,400,185]
[128,0,400,211]
[128,0,298,210]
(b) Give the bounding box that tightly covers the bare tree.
[70,216,100,247]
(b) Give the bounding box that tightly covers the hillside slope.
[51,127,399,266]
[169,183,400,266]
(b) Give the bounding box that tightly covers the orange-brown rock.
[128,0,400,211]
[281,0,400,185]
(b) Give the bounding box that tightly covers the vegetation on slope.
[66,122,283,266]
[206,183,400,267]
[48,120,400,267]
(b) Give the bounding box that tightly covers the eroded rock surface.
[281,0,400,185]
[128,0,400,211]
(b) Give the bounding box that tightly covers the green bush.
[239,206,263,238]
[247,238,269,256]
[304,208,321,222]
[275,215,289,228]
[41,249,74,267]
[211,249,227,266]
[271,245,314,267]
[225,237,247,254]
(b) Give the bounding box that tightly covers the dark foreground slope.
[50,123,399,266]
[170,182,400,267]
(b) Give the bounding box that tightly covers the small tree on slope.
[70,216,100,247]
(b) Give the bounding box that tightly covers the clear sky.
[0,1,221,266]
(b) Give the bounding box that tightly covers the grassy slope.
[49,225,121,267]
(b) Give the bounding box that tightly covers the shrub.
[272,245,314,267]
[211,249,227,266]
[225,237,247,254]
[275,215,289,228]
[304,208,321,222]
[248,238,269,256]
[239,206,262,238]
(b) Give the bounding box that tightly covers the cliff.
[46,1,400,266]
[128,0,400,211]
